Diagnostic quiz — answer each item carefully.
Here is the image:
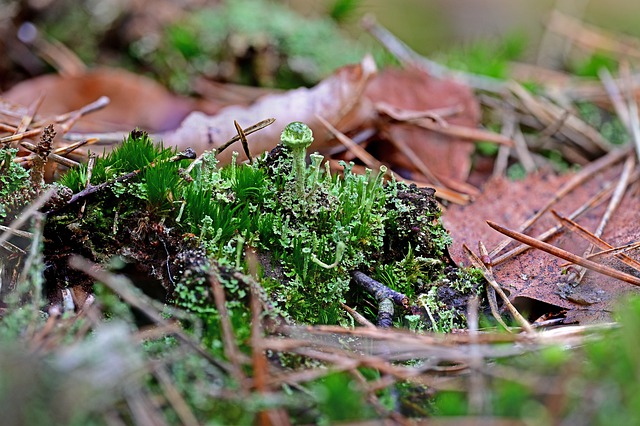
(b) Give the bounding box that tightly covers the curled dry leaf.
[443,166,640,324]
[163,55,378,164]
[364,66,480,182]
[2,67,219,133]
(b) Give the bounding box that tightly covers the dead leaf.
[163,55,377,163]
[364,66,480,182]
[443,167,640,324]
[2,67,218,133]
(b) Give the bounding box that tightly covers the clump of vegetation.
[133,0,372,91]
[51,123,476,332]
[0,148,32,219]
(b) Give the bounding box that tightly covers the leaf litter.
[4,2,640,424]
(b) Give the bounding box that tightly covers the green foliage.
[328,0,362,23]
[311,372,373,423]
[59,130,189,214]
[55,124,470,328]
[439,32,528,79]
[134,0,371,91]
[569,51,618,78]
[0,148,32,219]
[576,101,629,146]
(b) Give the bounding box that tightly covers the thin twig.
[68,255,232,372]
[361,14,507,93]
[340,302,376,329]
[152,366,200,426]
[478,242,512,332]
[464,244,533,333]
[552,210,640,271]
[486,220,640,286]
[209,273,249,392]
[489,146,630,258]
[568,155,636,284]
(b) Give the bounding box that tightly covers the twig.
[464,244,533,333]
[68,255,232,373]
[486,220,640,286]
[546,10,640,60]
[552,210,640,272]
[317,114,388,173]
[14,94,44,138]
[361,14,507,93]
[567,155,636,284]
[493,109,516,178]
[467,297,488,416]
[375,102,515,146]
[351,271,409,309]
[152,366,200,426]
[489,146,630,257]
[340,302,376,329]
[512,126,537,173]
[477,242,512,332]
[209,273,249,392]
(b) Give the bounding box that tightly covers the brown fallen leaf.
[443,165,640,324]
[163,55,378,164]
[364,66,480,182]
[2,67,219,133]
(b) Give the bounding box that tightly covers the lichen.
[51,124,481,330]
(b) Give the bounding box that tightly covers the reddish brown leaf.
[163,56,377,164]
[364,66,480,182]
[2,67,218,133]
[443,167,640,323]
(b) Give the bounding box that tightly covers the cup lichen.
[280,121,314,197]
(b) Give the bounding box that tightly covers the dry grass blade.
[486,220,640,286]
[509,82,611,155]
[578,241,640,264]
[214,117,275,155]
[234,119,252,164]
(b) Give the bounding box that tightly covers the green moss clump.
[54,124,479,330]
[0,148,34,220]
[133,0,372,91]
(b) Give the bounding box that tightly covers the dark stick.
[351,271,409,308]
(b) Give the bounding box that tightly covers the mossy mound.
[31,126,482,335]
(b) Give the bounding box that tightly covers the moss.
[0,148,34,220]
[134,0,373,91]
[51,124,481,329]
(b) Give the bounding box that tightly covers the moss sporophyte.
[42,124,480,330]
